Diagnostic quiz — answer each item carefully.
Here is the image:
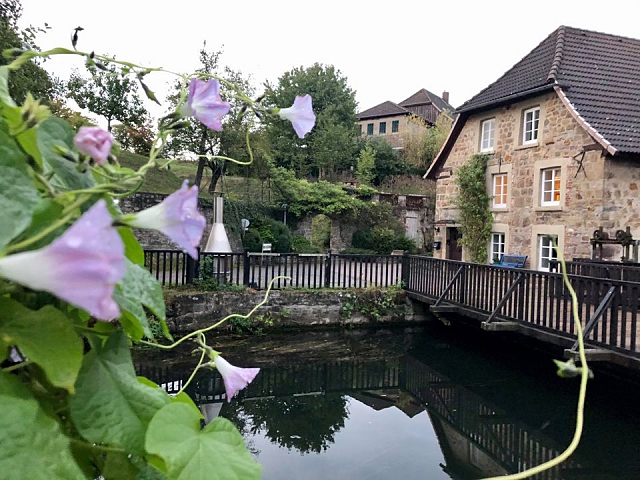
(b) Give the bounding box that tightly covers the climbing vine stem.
[454,154,493,263]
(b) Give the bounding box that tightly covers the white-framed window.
[480,118,495,152]
[490,233,505,264]
[523,107,540,144]
[540,167,561,206]
[538,235,558,271]
[492,173,508,208]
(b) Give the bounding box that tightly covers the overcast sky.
[20,0,640,118]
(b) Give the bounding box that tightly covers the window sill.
[515,142,539,151]
[491,207,508,212]
[535,205,563,212]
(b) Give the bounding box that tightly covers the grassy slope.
[117,151,186,195]
[118,152,268,200]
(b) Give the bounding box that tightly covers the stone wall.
[165,290,430,335]
[431,92,640,266]
[373,193,434,251]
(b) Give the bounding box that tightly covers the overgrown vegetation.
[340,284,404,321]
[402,112,453,171]
[454,154,493,263]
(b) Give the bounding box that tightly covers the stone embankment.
[165,289,430,335]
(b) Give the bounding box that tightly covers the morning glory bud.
[0,200,125,321]
[74,126,114,166]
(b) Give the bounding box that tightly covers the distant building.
[356,89,453,149]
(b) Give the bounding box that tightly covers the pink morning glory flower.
[214,355,260,402]
[73,126,114,166]
[278,94,316,138]
[0,200,125,321]
[126,180,205,259]
[181,78,230,131]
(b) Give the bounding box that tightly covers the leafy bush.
[340,247,377,255]
[351,227,417,254]
[291,236,323,253]
[352,229,374,250]
[393,237,418,254]
[245,217,292,253]
[243,229,262,252]
[274,233,291,253]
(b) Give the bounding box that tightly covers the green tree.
[356,136,405,185]
[164,45,257,194]
[112,121,155,155]
[356,142,376,185]
[48,100,95,131]
[67,63,148,131]
[455,154,493,263]
[0,0,58,104]
[265,63,357,178]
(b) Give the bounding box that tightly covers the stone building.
[357,89,453,149]
[425,26,640,269]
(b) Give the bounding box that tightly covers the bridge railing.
[405,255,640,356]
[143,249,403,290]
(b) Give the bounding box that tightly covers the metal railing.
[143,249,404,290]
[405,255,640,356]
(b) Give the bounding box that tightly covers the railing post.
[243,250,250,287]
[401,251,410,289]
[185,247,200,284]
[324,250,332,288]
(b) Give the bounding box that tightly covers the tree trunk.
[193,129,208,188]
[208,164,223,195]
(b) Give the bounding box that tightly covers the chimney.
[442,91,450,104]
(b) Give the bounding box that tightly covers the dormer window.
[523,107,540,144]
[480,118,495,152]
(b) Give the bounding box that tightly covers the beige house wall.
[357,114,426,149]
[431,92,636,267]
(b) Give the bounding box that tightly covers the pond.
[134,323,640,480]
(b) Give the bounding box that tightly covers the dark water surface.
[135,324,640,480]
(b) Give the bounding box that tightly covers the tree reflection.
[222,393,349,454]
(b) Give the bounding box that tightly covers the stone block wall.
[431,91,640,265]
[165,290,430,335]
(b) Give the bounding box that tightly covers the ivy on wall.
[454,154,493,263]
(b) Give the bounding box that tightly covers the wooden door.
[447,227,463,261]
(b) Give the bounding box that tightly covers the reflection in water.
[135,326,640,480]
[226,393,349,454]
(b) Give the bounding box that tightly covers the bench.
[498,254,527,268]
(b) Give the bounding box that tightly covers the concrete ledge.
[481,321,520,332]
[430,305,460,313]
[564,348,614,362]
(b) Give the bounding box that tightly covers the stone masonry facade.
[433,92,640,267]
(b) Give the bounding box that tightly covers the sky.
[19,0,640,119]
